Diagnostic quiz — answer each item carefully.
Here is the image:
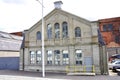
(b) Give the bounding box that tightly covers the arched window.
[36,31,41,40]
[75,27,81,37]
[47,24,52,39]
[62,22,68,38]
[54,23,60,39]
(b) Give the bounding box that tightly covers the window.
[55,23,60,39]
[37,31,41,40]
[54,50,60,65]
[115,36,120,43]
[47,24,52,39]
[75,50,82,65]
[36,51,42,64]
[62,50,69,65]
[30,51,35,64]
[62,22,68,38]
[119,27,120,32]
[103,24,113,31]
[108,24,113,31]
[103,25,107,31]
[75,27,81,37]
[47,50,52,65]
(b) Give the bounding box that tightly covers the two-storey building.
[20,1,108,75]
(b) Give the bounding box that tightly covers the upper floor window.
[36,51,42,64]
[37,31,41,40]
[54,23,60,39]
[62,22,68,38]
[47,24,52,39]
[103,24,113,31]
[75,27,81,37]
[103,25,107,31]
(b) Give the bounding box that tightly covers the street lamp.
[36,0,45,77]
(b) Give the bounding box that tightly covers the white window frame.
[62,50,69,65]
[36,51,42,64]
[30,51,35,64]
[75,50,83,65]
[47,50,53,65]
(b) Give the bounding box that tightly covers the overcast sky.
[0,0,120,33]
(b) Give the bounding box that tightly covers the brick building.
[99,17,120,56]
[10,32,23,36]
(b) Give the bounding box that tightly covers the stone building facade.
[20,3,107,75]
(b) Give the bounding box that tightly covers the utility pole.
[36,0,45,77]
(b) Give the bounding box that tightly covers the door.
[84,57,93,72]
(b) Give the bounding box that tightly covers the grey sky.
[0,0,120,32]
[2,0,25,4]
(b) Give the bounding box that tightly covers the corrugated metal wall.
[0,57,19,70]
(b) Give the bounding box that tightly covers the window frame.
[36,51,42,64]
[62,22,68,38]
[54,23,60,39]
[75,50,83,65]
[62,50,69,65]
[54,50,60,65]
[30,51,35,64]
[47,50,53,65]
[36,31,41,40]
[75,27,81,37]
[47,24,52,39]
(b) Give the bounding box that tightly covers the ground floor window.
[54,50,60,65]
[29,49,83,65]
[75,50,82,65]
[30,51,35,64]
[62,50,69,65]
[36,51,42,64]
[47,50,52,65]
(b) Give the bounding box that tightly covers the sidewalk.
[0,70,119,80]
[0,75,67,80]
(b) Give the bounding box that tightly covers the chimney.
[54,1,63,9]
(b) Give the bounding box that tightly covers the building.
[99,17,120,57]
[20,1,108,75]
[0,31,23,70]
[10,32,23,36]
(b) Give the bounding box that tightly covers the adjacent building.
[20,1,108,75]
[10,32,23,36]
[0,31,23,70]
[99,17,120,57]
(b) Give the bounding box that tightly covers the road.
[0,70,119,80]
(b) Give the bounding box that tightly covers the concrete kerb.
[67,72,96,76]
[0,75,68,80]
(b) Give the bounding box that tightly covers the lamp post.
[36,0,45,77]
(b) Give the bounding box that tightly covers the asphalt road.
[0,70,119,80]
